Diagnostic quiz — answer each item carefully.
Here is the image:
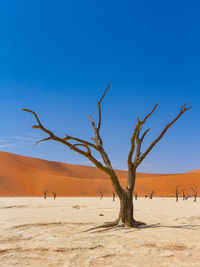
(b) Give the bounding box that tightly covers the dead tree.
[43,190,48,199]
[22,84,191,228]
[182,189,186,200]
[149,190,155,199]
[134,192,138,200]
[190,187,198,202]
[173,185,184,202]
[51,191,56,200]
[112,191,116,201]
[100,191,104,200]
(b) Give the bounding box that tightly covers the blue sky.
[0,0,200,173]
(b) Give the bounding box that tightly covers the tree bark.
[118,168,136,227]
[119,193,134,227]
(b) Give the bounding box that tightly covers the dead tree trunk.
[149,190,155,199]
[112,192,116,201]
[43,190,48,199]
[134,192,138,200]
[100,192,104,200]
[190,187,198,202]
[173,185,183,202]
[22,84,191,228]
[182,190,185,200]
[51,191,56,200]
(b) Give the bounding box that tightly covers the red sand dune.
[0,151,199,197]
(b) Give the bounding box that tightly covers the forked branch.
[173,185,184,202]
[89,83,110,147]
[134,128,150,162]
[133,103,192,168]
[22,84,125,199]
[128,104,158,167]
[88,83,114,170]
[190,187,198,202]
[22,109,107,172]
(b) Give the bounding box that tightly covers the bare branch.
[99,83,110,105]
[141,128,151,142]
[89,115,102,146]
[35,137,52,145]
[98,83,110,131]
[88,84,116,171]
[22,109,107,170]
[89,83,110,146]
[143,104,158,122]
[63,135,98,151]
[22,85,126,200]
[70,143,91,155]
[134,128,150,163]
[134,103,192,168]
[22,109,55,137]
[128,105,158,167]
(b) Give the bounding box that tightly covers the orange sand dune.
[0,151,199,197]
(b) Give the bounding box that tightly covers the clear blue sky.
[0,0,199,173]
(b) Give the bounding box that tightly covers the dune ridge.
[0,151,199,197]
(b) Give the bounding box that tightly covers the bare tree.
[112,191,116,201]
[149,190,155,199]
[22,84,191,228]
[100,191,104,200]
[43,190,48,199]
[190,187,198,202]
[173,185,184,202]
[182,189,186,200]
[51,191,56,200]
[134,192,138,200]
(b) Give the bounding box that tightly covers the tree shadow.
[84,223,200,234]
[124,223,200,234]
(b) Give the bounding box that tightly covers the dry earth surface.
[0,197,200,267]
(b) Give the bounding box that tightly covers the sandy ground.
[0,197,200,267]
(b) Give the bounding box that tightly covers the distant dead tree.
[23,84,191,228]
[100,191,104,200]
[182,189,186,200]
[112,191,116,201]
[149,190,155,199]
[173,185,184,202]
[134,192,138,200]
[190,187,198,202]
[51,191,56,200]
[43,190,48,199]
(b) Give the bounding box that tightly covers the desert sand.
[0,151,199,197]
[0,197,200,267]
